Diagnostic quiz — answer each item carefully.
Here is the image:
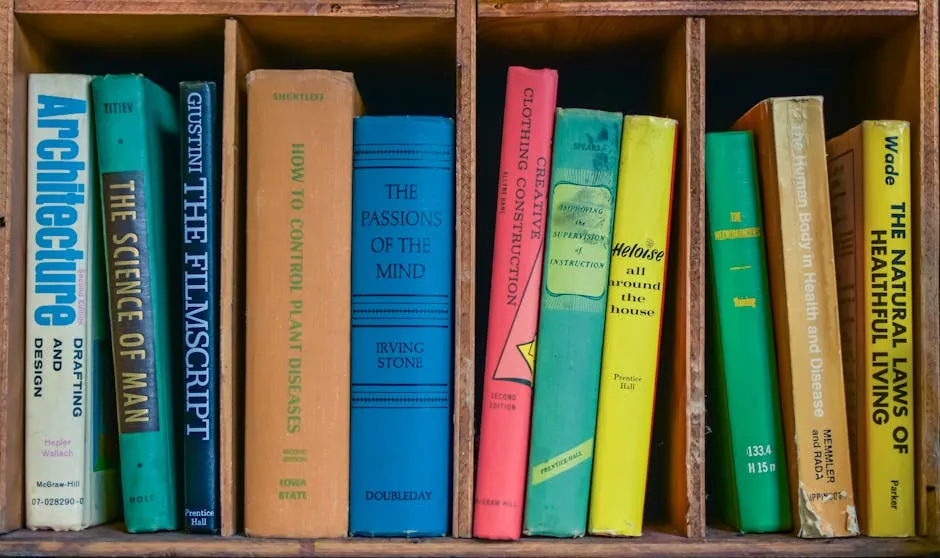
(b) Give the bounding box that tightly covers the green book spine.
[523,108,622,537]
[704,131,791,533]
[92,74,180,533]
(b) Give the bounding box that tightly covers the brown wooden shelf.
[0,524,938,557]
[13,0,920,17]
[0,0,937,552]
[478,0,918,18]
[14,0,455,17]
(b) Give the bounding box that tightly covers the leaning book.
[25,73,120,531]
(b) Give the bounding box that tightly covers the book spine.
[766,98,857,537]
[861,121,914,536]
[703,131,791,533]
[26,74,95,531]
[84,81,121,531]
[473,66,557,541]
[92,74,180,533]
[349,115,454,537]
[244,70,362,538]
[523,108,622,538]
[588,115,677,536]
[179,81,220,534]
[826,128,863,534]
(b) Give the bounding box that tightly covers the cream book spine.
[26,73,119,531]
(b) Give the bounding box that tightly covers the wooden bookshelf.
[0,0,936,555]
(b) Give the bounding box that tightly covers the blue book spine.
[179,81,220,534]
[350,115,455,537]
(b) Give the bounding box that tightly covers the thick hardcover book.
[703,131,791,533]
[179,81,220,534]
[349,115,455,537]
[523,108,622,538]
[92,74,182,533]
[827,121,914,537]
[244,70,363,538]
[588,115,677,536]
[732,97,858,538]
[473,66,558,541]
[25,73,120,531]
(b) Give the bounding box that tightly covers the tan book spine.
[826,126,866,531]
[244,69,364,538]
[733,97,858,538]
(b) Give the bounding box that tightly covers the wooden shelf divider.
[454,0,476,540]
[0,0,20,537]
[0,0,937,554]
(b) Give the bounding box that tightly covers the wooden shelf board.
[478,0,918,17]
[13,0,454,18]
[0,525,938,557]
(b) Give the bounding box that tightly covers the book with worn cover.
[704,130,791,533]
[92,73,182,533]
[732,97,857,538]
[473,66,557,541]
[25,73,120,532]
[827,120,914,537]
[244,69,363,538]
[523,108,622,538]
[349,115,455,537]
[179,80,220,534]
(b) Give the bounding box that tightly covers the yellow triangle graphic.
[517,338,537,375]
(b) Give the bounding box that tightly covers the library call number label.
[744,443,778,475]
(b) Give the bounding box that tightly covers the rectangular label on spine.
[93,74,181,533]
[180,81,220,534]
[473,66,557,541]
[589,115,677,536]
[733,97,858,538]
[102,170,160,434]
[523,108,622,538]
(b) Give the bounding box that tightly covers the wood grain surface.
[0,524,938,556]
[15,0,453,17]
[479,0,917,17]
[453,0,475,539]
[0,0,21,534]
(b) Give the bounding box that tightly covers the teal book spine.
[523,108,622,537]
[704,131,791,533]
[92,74,181,533]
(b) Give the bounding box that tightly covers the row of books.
[474,67,677,539]
[24,65,915,540]
[704,106,913,538]
[25,69,458,538]
[26,73,219,534]
[473,67,915,540]
[242,70,455,538]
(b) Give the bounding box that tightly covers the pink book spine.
[472,66,558,540]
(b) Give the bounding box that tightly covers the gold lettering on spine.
[103,172,160,433]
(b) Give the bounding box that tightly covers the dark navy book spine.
[179,81,220,534]
[350,115,455,537]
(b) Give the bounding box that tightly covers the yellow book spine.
[862,120,914,536]
[588,115,678,536]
